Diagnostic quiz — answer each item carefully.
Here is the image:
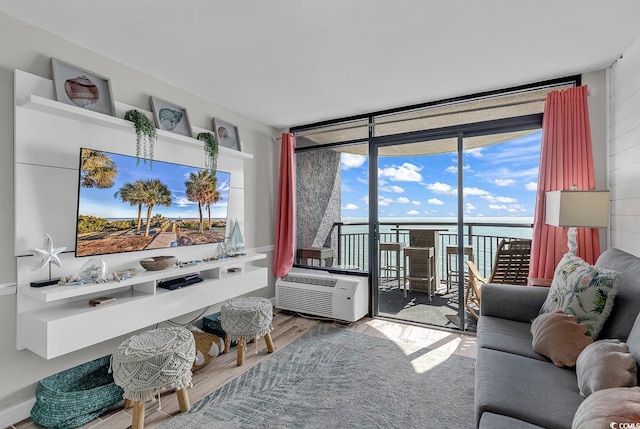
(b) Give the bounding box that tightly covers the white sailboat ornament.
[229,219,246,255]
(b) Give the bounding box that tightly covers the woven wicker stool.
[111,327,195,429]
[445,244,474,293]
[379,242,405,288]
[221,297,275,366]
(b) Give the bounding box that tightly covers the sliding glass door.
[373,137,462,329]
[371,124,542,332]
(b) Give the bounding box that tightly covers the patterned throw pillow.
[540,253,621,339]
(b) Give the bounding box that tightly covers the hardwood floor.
[11,311,477,429]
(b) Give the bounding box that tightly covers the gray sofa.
[475,247,640,428]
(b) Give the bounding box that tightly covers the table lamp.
[545,190,609,255]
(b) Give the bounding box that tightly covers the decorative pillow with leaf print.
[539,253,621,339]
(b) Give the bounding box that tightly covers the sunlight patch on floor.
[390,340,459,374]
[358,317,477,365]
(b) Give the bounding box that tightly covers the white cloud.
[411,200,421,206]
[428,198,444,205]
[217,179,230,192]
[343,203,359,210]
[446,164,471,174]
[525,181,538,191]
[488,203,527,213]
[173,195,196,207]
[378,197,393,207]
[494,178,515,186]
[466,148,484,158]
[357,176,368,184]
[380,185,405,193]
[465,203,476,213]
[478,167,539,181]
[483,195,518,204]
[406,209,420,215]
[341,154,366,169]
[508,206,527,213]
[462,187,490,197]
[379,163,423,182]
[427,182,453,194]
[396,197,410,203]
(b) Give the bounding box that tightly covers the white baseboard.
[0,397,35,428]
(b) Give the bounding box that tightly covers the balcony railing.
[330,221,533,281]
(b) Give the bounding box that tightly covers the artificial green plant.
[124,109,157,167]
[197,132,219,174]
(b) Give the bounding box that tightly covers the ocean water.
[340,217,533,240]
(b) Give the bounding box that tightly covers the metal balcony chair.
[464,239,532,320]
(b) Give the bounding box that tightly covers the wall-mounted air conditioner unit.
[275,268,368,322]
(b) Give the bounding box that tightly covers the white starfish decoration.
[30,234,66,271]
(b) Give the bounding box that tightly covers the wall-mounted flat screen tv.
[75,148,230,257]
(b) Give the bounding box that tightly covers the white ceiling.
[2,1,640,129]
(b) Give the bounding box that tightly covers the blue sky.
[77,150,231,220]
[340,130,542,221]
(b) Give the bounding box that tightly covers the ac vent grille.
[278,286,333,317]
[281,275,337,287]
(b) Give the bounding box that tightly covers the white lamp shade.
[545,190,610,228]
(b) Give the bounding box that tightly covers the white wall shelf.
[18,257,268,359]
[21,253,265,303]
[17,94,252,161]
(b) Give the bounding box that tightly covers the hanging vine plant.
[124,109,157,167]
[197,132,219,174]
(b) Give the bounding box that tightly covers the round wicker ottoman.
[221,297,276,366]
[111,327,195,429]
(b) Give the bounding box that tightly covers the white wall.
[609,34,640,256]
[0,12,278,421]
[582,69,609,251]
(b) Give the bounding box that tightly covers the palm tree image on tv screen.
[75,148,230,257]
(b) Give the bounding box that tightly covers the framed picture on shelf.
[149,96,192,137]
[213,118,242,151]
[50,58,116,116]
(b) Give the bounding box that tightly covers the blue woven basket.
[203,311,236,346]
[30,355,124,429]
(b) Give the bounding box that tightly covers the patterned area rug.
[160,324,475,428]
[160,325,475,429]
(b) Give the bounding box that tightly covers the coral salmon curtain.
[529,85,600,279]
[273,133,296,277]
